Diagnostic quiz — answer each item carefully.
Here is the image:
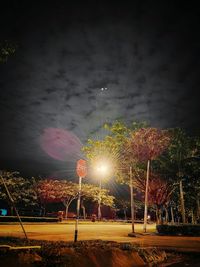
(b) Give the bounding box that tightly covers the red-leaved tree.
[136,174,173,224]
[37,179,115,219]
[127,128,171,230]
[37,179,78,218]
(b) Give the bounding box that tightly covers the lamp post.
[98,163,135,234]
[98,177,102,220]
[94,161,135,235]
[96,163,108,220]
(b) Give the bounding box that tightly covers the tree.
[136,174,173,224]
[83,121,129,178]
[151,128,200,224]
[115,199,130,220]
[0,41,16,63]
[168,128,197,223]
[90,187,115,207]
[37,179,115,219]
[0,171,38,215]
[83,120,147,182]
[37,179,79,218]
[127,127,170,231]
[178,156,200,223]
[83,120,147,232]
[81,183,115,219]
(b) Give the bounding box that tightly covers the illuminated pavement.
[0,222,200,252]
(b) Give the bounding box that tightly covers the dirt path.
[0,223,200,252]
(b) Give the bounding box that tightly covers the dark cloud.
[0,1,200,176]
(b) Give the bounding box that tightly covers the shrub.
[156,224,200,236]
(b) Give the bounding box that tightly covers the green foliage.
[152,128,200,222]
[82,120,148,185]
[82,122,200,224]
[182,159,200,217]
[115,198,130,210]
[0,171,38,208]
[167,128,195,171]
[0,41,16,63]
[81,183,114,207]
[37,179,115,210]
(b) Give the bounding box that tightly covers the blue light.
[0,209,7,216]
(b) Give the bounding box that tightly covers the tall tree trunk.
[179,179,186,223]
[43,205,46,217]
[98,199,101,220]
[165,206,169,224]
[82,205,86,220]
[144,159,150,232]
[197,198,200,220]
[156,206,159,224]
[65,204,69,219]
[124,209,127,221]
[193,213,197,224]
[130,166,135,233]
[191,210,194,224]
[10,206,14,216]
[98,179,102,220]
[171,206,174,225]
[39,208,42,216]
[159,208,162,224]
[81,200,86,220]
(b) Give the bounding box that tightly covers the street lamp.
[94,161,135,235]
[94,161,135,237]
[95,161,110,220]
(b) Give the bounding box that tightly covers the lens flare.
[40,128,83,161]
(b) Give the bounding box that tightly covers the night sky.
[1,2,200,177]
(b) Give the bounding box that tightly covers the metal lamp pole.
[98,178,102,220]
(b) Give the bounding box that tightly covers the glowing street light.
[96,163,109,175]
[93,160,135,235]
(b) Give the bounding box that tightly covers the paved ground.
[0,222,200,252]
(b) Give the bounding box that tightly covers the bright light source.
[94,161,110,177]
[97,164,108,174]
